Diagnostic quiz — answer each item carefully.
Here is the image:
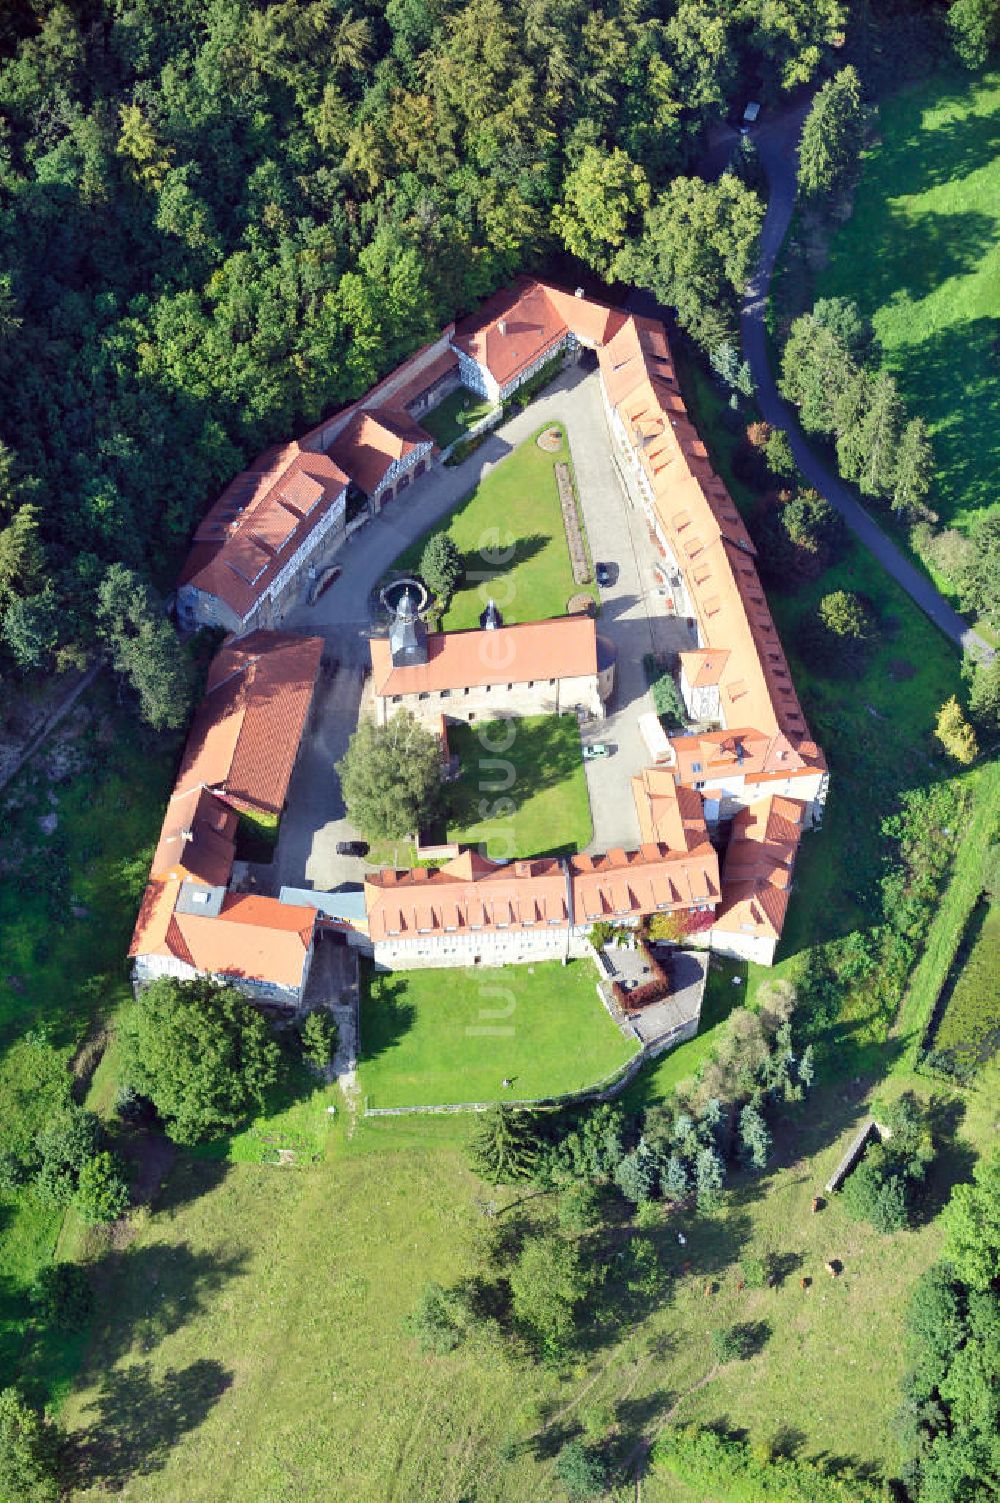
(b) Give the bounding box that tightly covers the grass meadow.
[53,1064,997,1503]
[392,426,597,628]
[813,69,1000,538]
[445,712,593,859]
[360,959,637,1108]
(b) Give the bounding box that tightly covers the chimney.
[574,287,584,298]
[497,319,507,335]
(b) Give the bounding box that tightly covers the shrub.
[653,1423,891,1501]
[419,532,462,603]
[558,1181,603,1234]
[31,1262,93,1331]
[712,1325,751,1363]
[934,696,978,765]
[643,655,686,729]
[554,1438,609,1500]
[300,1009,338,1071]
[75,1151,130,1224]
[740,1254,770,1290]
[0,1388,62,1503]
[405,1282,462,1354]
[33,1107,103,1206]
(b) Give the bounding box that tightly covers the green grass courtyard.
[393,425,596,629]
[359,959,637,1108]
[418,387,495,448]
[445,712,592,859]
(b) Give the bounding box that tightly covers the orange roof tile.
[180,445,349,620]
[172,894,316,988]
[370,616,598,698]
[150,787,237,887]
[631,768,708,850]
[328,408,432,497]
[177,631,323,815]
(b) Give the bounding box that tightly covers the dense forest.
[0,0,972,714]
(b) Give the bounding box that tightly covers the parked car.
[335,839,369,857]
[595,562,613,588]
[582,743,609,760]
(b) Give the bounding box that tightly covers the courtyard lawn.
[445,712,592,859]
[419,387,495,448]
[392,426,596,628]
[359,960,636,1108]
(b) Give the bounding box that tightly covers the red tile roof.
[452,276,620,388]
[327,408,432,497]
[370,617,598,698]
[149,786,237,887]
[177,631,323,816]
[630,767,708,850]
[364,842,719,942]
[129,880,316,989]
[714,795,806,940]
[180,444,349,621]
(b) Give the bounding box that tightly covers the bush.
[712,1325,751,1363]
[0,1388,62,1503]
[554,1438,609,1501]
[643,655,686,729]
[653,1423,891,1501]
[300,1009,338,1072]
[31,1262,93,1331]
[75,1151,130,1224]
[405,1282,462,1354]
[33,1107,103,1206]
[740,1254,770,1290]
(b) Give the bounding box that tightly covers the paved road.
[286,364,695,857]
[740,104,993,661]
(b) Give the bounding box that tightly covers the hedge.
[652,1427,893,1503]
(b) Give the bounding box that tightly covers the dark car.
[335,840,369,858]
[595,562,613,588]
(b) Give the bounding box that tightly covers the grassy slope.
[57,1069,996,1503]
[445,712,593,859]
[360,959,636,1108]
[393,427,596,628]
[814,69,1000,538]
[0,684,177,1400]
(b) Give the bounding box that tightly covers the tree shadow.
[911,1092,976,1227]
[457,531,552,587]
[80,1238,249,1373]
[731,1318,771,1358]
[611,1389,675,1456]
[69,1357,233,1490]
[356,973,417,1067]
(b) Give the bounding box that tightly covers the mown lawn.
[419,387,495,448]
[445,712,592,859]
[392,426,596,628]
[813,69,1000,539]
[359,959,636,1108]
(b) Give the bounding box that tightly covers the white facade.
[131,945,314,1008]
[372,926,593,971]
[376,671,605,730]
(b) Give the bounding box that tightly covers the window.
[527,680,534,688]
[391,695,402,704]
[440,689,451,699]
[694,780,705,790]
[418,691,430,700]
[549,678,556,686]
[507,682,513,691]
[463,687,470,696]
[691,761,703,773]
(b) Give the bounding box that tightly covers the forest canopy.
[0,0,848,706]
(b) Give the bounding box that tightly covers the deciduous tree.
[0,1388,61,1503]
[121,977,281,1145]
[934,696,979,765]
[337,711,443,843]
[553,144,650,277]
[419,533,462,603]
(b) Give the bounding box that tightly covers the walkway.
[285,364,686,856]
[740,103,993,661]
